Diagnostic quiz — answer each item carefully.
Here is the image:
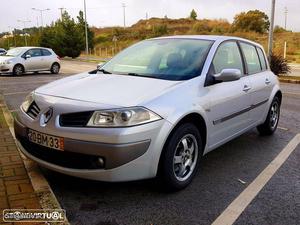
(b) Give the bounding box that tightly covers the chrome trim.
[213,99,269,125]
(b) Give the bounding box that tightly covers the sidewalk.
[0,108,42,223]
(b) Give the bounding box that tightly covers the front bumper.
[0,64,13,74]
[14,110,172,182]
[15,117,150,170]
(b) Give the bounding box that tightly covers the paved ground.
[0,108,42,224]
[0,60,299,225]
[289,64,300,77]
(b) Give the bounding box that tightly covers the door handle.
[265,78,271,85]
[243,85,251,92]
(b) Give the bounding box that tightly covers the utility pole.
[84,0,89,56]
[267,0,276,60]
[122,3,126,28]
[31,8,50,31]
[17,19,31,46]
[146,12,148,20]
[58,7,65,20]
[284,7,288,30]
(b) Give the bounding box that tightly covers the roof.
[151,35,261,47]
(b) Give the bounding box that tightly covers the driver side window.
[210,41,244,75]
[25,49,42,58]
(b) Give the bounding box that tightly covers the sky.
[0,0,299,33]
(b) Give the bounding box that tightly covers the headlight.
[21,93,34,112]
[1,60,12,64]
[87,107,162,127]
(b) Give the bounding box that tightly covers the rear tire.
[158,123,202,191]
[257,96,280,135]
[50,63,60,74]
[13,64,24,76]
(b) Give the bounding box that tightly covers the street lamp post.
[84,0,89,56]
[122,3,126,29]
[17,19,31,46]
[31,8,50,31]
[267,0,276,60]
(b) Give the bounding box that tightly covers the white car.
[15,36,281,191]
[0,47,60,75]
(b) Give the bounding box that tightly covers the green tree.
[77,10,94,50]
[189,9,197,20]
[232,10,270,33]
[40,11,84,58]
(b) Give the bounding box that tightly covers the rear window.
[240,42,261,74]
[41,49,52,56]
[257,47,268,70]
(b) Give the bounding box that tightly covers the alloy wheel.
[173,134,198,181]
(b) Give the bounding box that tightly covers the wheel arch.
[51,62,60,68]
[157,112,207,175]
[274,90,282,104]
[13,63,25,72]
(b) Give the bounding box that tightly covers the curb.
[279,78,300,84]
[0,95,70,225]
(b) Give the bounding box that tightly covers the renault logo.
[40,107,53,127]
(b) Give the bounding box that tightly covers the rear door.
[41,49,53,70]
[239,43,272,124]
[205,41,252,148]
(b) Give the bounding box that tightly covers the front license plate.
[28,129,64,151]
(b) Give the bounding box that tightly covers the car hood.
[35,73,181,107]
[0,56,16,61]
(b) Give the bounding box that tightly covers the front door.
[23,49,43,71]
[205,41,252,149]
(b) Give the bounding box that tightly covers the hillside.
[91,17,300,63]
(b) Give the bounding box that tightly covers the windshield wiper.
[126,73,153,78]
[98,69,112,74]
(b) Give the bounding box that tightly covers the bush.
[270,54,291,75]
[152,25,168,37]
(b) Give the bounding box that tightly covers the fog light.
[97,157,104,167]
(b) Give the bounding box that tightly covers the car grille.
[59,111,93,127]
[19,137,105,169]
[27,101,41,119]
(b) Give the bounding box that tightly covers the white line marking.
[4,91,30,96]
[278,126,289,131]
[212,133,300,225]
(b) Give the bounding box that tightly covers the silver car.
[15,36,281,191]
[0,48,6,56]
[0,47,60,75]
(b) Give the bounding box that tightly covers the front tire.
[257,96,280,135]
[50,63,60,74]
[159,123,202,191]
[13,64,24,76]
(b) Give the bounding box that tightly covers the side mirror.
[213,69,242,82]
[25,55,31,59]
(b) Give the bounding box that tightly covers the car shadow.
[41,128,292,225]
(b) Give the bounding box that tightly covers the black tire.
[50,63,60,74]
[158,123,202,191]
[13,64,24,76]
[257,96,280,135]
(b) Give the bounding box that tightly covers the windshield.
[101,38,214,80]
[5,48,24,57]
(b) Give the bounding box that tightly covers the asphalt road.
[0,60,299,225]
